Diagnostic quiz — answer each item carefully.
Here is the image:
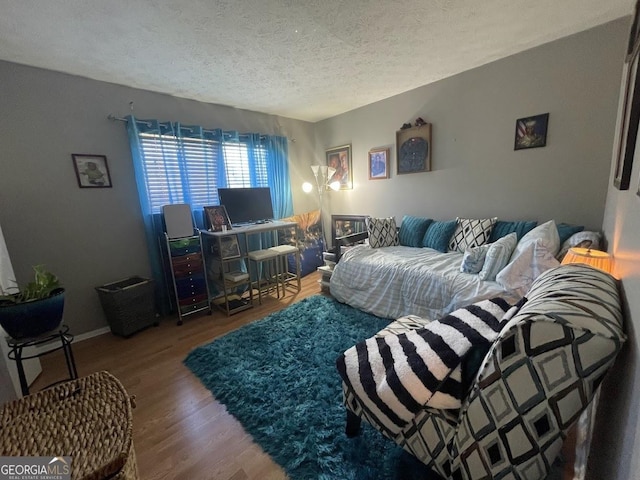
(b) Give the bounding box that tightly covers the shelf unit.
[165,234,210,325]
[200,230,253,316]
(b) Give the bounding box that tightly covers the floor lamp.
[302,165,340,250]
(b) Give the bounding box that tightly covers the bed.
[330,244,521,320]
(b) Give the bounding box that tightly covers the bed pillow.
[556,223,585,244]
[488,220,538,242]
[509,219,560,262]
[399,216,432,248]
[556,230,602,262]
[422,220,458,253]
[448,217,497,253]
[366,217,399,248]
[479,232,518,281]
[497,239,560,296]
[460,244,491,274]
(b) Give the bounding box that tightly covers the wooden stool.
[0,371,138,480]
[268,244,301,296]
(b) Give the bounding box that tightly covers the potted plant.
[0,265,65,339]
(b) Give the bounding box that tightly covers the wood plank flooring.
[29,271,576,480]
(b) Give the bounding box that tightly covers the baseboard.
[74,326,111,343]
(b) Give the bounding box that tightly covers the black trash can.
[95,276,157,337]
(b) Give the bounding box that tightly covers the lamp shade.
[561,247,613,274]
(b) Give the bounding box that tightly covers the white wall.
[315,20,627,234]
[591,51,640,478]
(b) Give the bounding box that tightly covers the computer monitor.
[217,187,274,225]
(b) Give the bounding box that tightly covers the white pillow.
[497,238,560,296]
[479,233,518,281]
[460,244,490,274]
[556,230,602,261]
[509,220,560,262]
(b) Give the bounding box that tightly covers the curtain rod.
[107,114,294,142]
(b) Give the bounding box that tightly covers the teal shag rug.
[184,295,442,480]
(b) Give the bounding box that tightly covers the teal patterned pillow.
[556,223,584,244]
[399,216,433,247]
[422,220,457,253]
[488,220,538,242]
[479,232,518,281]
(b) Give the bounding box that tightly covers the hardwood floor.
[29,271,576,480]
[32,272,326,480]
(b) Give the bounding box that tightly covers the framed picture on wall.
[325,144,352,190]
[514,113,549,150]
[368,147,390,179]
[615,0,640,191]
[396,124,431,174]
[72,154,112,188]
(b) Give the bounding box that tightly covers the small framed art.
[514,113,549,150]
[72,154,112,188]
[326,144,352,190]
[204,205,232,232]
[396,124,431,174]
[219,234,241,259]
[368,148,390,179]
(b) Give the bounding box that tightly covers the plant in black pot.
[0,265,65,339]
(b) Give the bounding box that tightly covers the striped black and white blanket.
[336,298,522,436]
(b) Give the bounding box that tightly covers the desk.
[200,221,298,315]
[6,324,78,396]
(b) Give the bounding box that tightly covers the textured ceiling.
[0,0,633,122]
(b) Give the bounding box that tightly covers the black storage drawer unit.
[96,276,158,337]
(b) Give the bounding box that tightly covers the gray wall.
[0,61,316,335]
[315,19,627,233]
[592,36,640,477]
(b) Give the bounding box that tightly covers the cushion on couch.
[488,220,538,242]
[496,238,560,296]
[509,219,560,262]
[556,222,585,244]
[478,232,518,281]
[460,244,490,274]
[366,217,399,248]
[422,220,457,252]
[448,217,497,253]
[399,215,433,247]
[556,230,602,261]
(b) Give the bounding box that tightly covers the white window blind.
[139,133,268,213]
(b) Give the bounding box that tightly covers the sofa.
[337,263,625,479]
[330,215,600,320]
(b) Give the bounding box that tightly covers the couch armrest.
[334,231,369,262]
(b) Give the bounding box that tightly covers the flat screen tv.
[218,187,275,225]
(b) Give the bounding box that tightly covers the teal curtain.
[125,115,293,314]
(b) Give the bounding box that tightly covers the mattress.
[330,244,520,320]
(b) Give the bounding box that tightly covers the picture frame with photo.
[218,234,241,260]
[396,124,431,174]
[514,113,549,150]
[72,154,112,188]
[325,144,352,190]
[204,205,232,232]
[368,147,390,180]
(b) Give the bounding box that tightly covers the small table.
[6,324,78,396]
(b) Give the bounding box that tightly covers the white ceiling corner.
[0,0,634,122]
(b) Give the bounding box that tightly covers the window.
[139,132,269,213]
